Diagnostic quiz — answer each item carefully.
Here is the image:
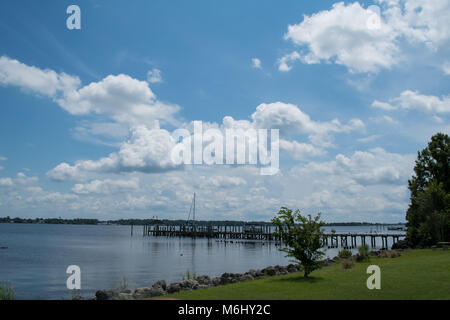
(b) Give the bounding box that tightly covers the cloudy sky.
[0,0,449,222]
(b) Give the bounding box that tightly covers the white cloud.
[0,178,13,187]
[0,56,180,127]
[443,62,450,75]
[357,134,382,143]
[251,58,262,69]
[371,100,396,111]
[72,178,140,195]
[279,139,326,160]
[47,124,181,181]
[146,68,163,83]
[370,115,399,125]
[302,147,414,186]
[0,56,80,97]
[57,74,179,126]
[250,102,364,146]
[373,90,450,114]
[201,176,247,188]
[281,0,450,73]
[283,2,398,73]
[0,156,7,161]
[396,90,450,114]
[277,51,301,72]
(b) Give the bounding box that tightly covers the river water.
[0,223,405,299]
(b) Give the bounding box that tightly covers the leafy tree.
[406,133,450,245]
[272,207,325,277]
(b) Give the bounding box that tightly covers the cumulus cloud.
[283,2,398,73]
[0,56,80,97]
[251,58,262,69]
[250,102,364,147]
[57,74,179,126]
[281,0,450,73]
[200,176,247,188]
[146,68,163,83]
[72,178,140,195]
[47,125,181,181]
[0,56,180,127]
[277,52,301,72]
[371,100,396,111]
[298,147,414,186]
[373,90,450,114]
[279,139,326,160]
[0,156,7,161]
[0,178,13,187]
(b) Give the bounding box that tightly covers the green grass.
[167,249,450,300]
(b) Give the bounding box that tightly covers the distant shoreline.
[0,217,405,227]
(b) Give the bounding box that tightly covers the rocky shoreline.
[77,249,403,300]
[83,259,339,300]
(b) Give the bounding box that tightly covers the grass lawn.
[166,249,450,300]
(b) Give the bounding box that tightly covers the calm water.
[0,223,404,299]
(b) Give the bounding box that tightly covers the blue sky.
[0,0,449,222]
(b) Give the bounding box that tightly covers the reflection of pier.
[142,224,405,249]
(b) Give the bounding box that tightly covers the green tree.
[272,207,325,277]
[406,133,450,245]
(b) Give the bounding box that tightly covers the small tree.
[272,207,325,278]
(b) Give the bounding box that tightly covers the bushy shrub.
[355,244,370,262]
[338,249,352,259]
[340,258,355,269]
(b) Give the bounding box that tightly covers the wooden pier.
[142,224,405,249]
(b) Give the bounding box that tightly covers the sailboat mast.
[193,192,196,221]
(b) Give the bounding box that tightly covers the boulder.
[196,275,211,286]
[239,274,254,282]
[118,293,134,300]
[263,267,277,276]
[197,284,210,289]
[95,290,109,300]
[212,277,221,286]
[179,279,199,290]
[95,289,122,300]
[133,287,163,299]
[152,280,167,291]
[167,282,182,294]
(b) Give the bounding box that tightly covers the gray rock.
[133,287,164,299]
[180,279,199,290]
[152,280,167,291]
[120,289,132,294]
[239,274,254,282]
[264,267,277,276]
[167,282,182,293]
[196,275,212,286]
[287,264,298,273]
[248,269,257,277]
[197,284,210,289]
[212,277,221,286]
[95,290,109,300]
[118,293,134,300]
